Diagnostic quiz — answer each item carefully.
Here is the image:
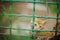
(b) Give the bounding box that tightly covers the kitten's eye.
[35,24,37,26]
[39,26,41,27]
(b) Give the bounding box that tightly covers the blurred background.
[0,0,60,40]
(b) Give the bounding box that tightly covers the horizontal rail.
[0,26,60,32]
[0,14,60,19]
[1,1,60,5]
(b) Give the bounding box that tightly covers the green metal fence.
[0,0,60,40]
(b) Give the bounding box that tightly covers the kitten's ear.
[42,20,47,25]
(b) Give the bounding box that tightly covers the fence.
[0,0,60,40]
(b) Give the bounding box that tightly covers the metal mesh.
[0,0,60,40]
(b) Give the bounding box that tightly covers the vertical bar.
[10,0,12,40]
[55,0,60,35]
[31,0,36,39]
[46,0,49,16]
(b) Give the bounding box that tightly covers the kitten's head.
[30,18,47,30]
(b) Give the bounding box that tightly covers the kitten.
[30,18,53,39]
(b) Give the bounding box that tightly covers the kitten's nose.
[34,26,39,30]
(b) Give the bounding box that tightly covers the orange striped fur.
[30,18,53,38]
